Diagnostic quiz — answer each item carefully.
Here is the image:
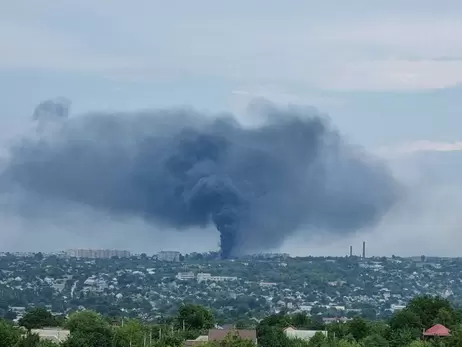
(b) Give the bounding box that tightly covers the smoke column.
[32,97,71,121]
[1,99,400,258]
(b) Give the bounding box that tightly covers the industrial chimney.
[362,241,366,258]
[349,246,353,257]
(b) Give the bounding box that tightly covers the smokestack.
[349,245,353,257]
[362,241,366,258]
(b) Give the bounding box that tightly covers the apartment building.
[65,249,131,259]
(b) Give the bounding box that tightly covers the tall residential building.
[65,249,131,259]
[157,251,181,262]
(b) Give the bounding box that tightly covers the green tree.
[0,319,21,347]
[64,310,113,347]
[387,328,416,347]
[447,324,462,347]
[327,322,350,340]
[19,308,57,331]
[16,332,41,347]
[38,340,60,347]
[66,310,108,333]
[347,317,370,341]
[337,339,362,347]
[257,313,293,347]
[369,321,389,338]
[156,332,185,347]
[114,319,147,347]
[64,331,113,347]
[256,325,288,347]
[406,341,431,347]
[435,308,455,328]
[362,334,389,347]
[258,313,292,329]
[291,313,311,329]
[307,332,326,347]
[406,296,455,329]
[286,339,310,347]
[389,310,422,332]
[176,304,215,331]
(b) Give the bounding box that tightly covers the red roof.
[423,324,451,337]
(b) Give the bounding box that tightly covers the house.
[30,328,70,343]
[423,324,451,339]
[185,328,257,347]
[284,326,328,341]
[185,335,209,347]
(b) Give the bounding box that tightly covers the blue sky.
[2,0,462,255]
[2,0,462,149]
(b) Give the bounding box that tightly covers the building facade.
[176,272,195,280]
[157,251,181,262]
[65,249,131,259]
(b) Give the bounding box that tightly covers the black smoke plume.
[2,99,399,258]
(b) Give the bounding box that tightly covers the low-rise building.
[176,272,195,281]
[30,328,70,343]
[284,327,328,341]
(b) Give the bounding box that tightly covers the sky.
[1,0,462,256]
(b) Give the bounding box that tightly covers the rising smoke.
[1,98,400,258]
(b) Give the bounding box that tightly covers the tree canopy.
[4,295,462,347]
[176,304,215,332]
[19,307,58,331]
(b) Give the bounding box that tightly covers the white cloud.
[2,1,462,90]
[377,140,462,157]
[315,60,462,90]
[310,17,462,58]
[231,85,343,107]
[0,19,136,72]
